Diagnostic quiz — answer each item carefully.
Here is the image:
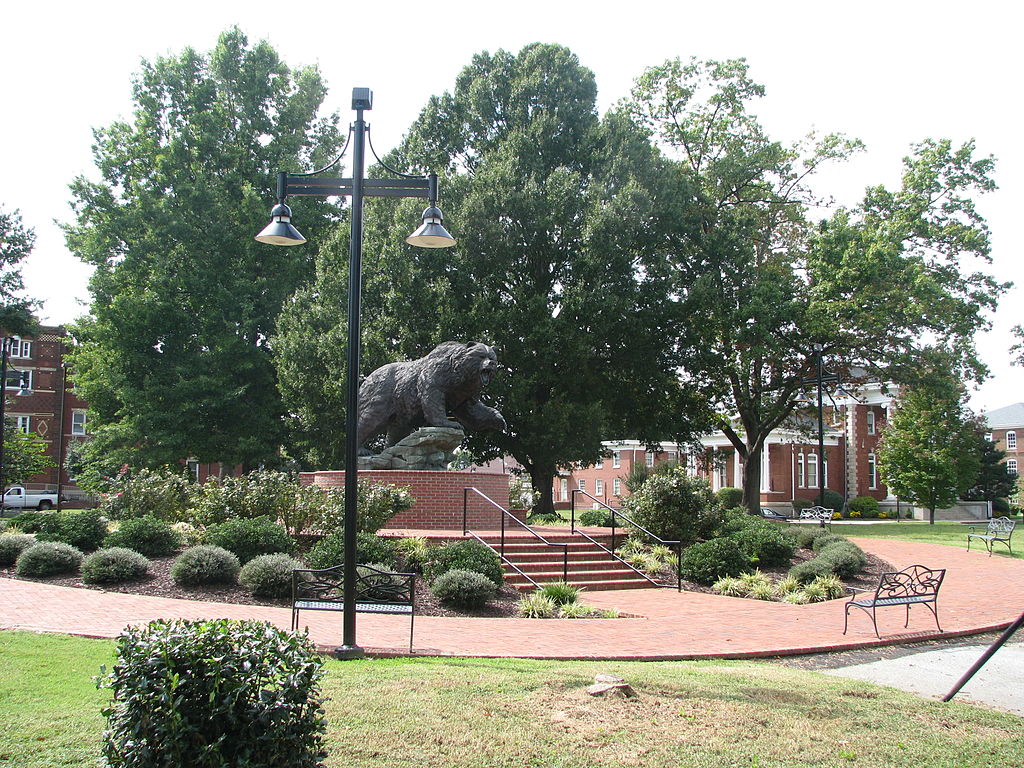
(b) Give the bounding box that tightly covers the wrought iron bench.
[966,516,1016,557]
[843,564,945,639]
[799,505,835,528]
[291,564,417,652]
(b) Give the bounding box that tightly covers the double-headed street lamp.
[256,88,455,659]
[799,343,841,508]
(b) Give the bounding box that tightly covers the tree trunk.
[741,443,762,515]
[529,466,556,518]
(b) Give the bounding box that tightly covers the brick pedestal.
[301,469,516,529]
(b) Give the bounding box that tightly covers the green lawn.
[837,520,1022,558]
[3,630,1023,768]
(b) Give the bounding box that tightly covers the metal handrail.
[571,489,682,591]
[463,487,568,585]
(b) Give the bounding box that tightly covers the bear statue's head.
[429,341,500,396]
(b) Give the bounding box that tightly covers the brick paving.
[2,538,1021,660]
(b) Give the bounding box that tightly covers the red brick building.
[3,326,90,499]
[981,402,1024,479]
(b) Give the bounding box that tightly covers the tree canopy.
[64,28,342,471]
[0,205,39,336]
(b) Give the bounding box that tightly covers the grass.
[3,631,1023,768]
[837,521,1022,558]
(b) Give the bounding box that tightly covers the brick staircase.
[475,530,656,591]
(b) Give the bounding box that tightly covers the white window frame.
[613,478,621,496]
[797,454,805,488]
[667,450,677,463]
[1007,459,1018,475]
[10,338,32,359]
[4,369,31,391]
[612,451,621,469]
[645,451,654,468]
[985,432,993,443]
[866,411,876,435]
[578,479,586,492]
[15,415,31,434]
[559,478,568,502]
[807,453,819,489]
[595,479,603,496]
[868,453,877,490]
[72,410,87,436]
[1008,431,1017,451]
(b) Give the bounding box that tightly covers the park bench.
[291,564,417,652]
[799,505,835,528]
[843,564,945,639]
[966,516,1016,557]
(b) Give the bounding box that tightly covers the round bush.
[104,516,181,557]
[100,618,326,768]
[306,531,397,570]
[36,510,108,552]
[431,568,497,608]
[7,511,52,533]
[788,557,836,584]
[81,547,151,584]
[0,533,37,566]
[204,516,293,564]
[239,553,305,598]
[577,509,613,527]
[794,526,836,549]
[426,540,504,588]
[848,495,880,517]
[622,467,722,544]
[15,541,83,577]
[729,524,797,567]
[680,538,749,585]
[715,487,744,509]
[821,490,846,512]
[811,534,848,552]
[816,541,868,578]
[171,545,240,586]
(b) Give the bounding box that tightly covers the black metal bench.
[966,516,1016,557]
[843,564,945,639]
[291,564,417,652]
[799,505,834,529]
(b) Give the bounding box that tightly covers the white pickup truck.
[2,486,62,511]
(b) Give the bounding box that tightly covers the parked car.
[2,486,63,511]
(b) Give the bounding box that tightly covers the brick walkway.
[2,538,1021,660]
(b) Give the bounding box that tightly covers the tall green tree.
[275,44,709,513]
[627,58,1007,512]
[0,205,39,335]
[2,424,55,486]
[64,28,342,471]
[961,434,1017,510]
[877,364,981,523]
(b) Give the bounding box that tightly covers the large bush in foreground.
[100,619,326,768]
[239,553,305,598]
[680,538,748,585]
[431,568,497,609]
[15,541,83,577]
[81,547,150,584]
[622,466,722,544]
[0,533,37,566]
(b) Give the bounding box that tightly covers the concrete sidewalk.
[1,538,1022,661]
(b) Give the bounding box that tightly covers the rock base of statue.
[356,426,466,471]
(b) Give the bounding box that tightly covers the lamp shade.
[406,206,456,248]
[255,203,306,246]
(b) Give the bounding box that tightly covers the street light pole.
[799,343,841,509]
[256,88,455,659]
[0,338,31,502]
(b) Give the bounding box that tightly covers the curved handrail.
[463,487,568,584]
[571,489,681,590]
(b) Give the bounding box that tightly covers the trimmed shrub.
[99,618,326,768]
[306,531,397,570]
[715,487,744,509]
[680,538,748,585]
[794,526,836,549]
[104,516,181,557]
[15,541,83,577]
[788,557,835,584]
[822,490,846,512]
[518,592,557,618]
[81,547,150,584]
[816,541,868,578]
[811,534,847,552]
[431,569,497,609]
[36,510,108,552]
[239,553,304,598]
[848,496,880,517]
[538,581,583,606]
[729,523,797,567]
[7,510,52,533]
[205,516,293,564]
[171,545,240,586]
[0,533,37,566]
[426,540,504,588]
[622,466,723,544]
[577,508,613,527]
[100,469,196,521]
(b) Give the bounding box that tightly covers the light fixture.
[406,205,456,248]
[255,202,306,246]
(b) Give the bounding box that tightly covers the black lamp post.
[0,337,32,502]
[799,344,841,507]
[256,88,455,659]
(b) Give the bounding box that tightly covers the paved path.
[2,539,1022,660]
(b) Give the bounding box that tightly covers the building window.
[10,338,31,359]
[612,451,621,469]
[1008,431,1017,451]
[807,454,819,489]
[72,410,87,436]
[868,453,877,489]
[595,479,604,496]
[4,369,31,391]
[578,479,586,492]
[15,416,30,434]
[667,450,677,463]
[1008,459,1018,476]
[797,454,805,488]
[866,411,876,435]
[613,478,621,496]
[560,478,568,502]
[715,462,728,490]
[645,451,654,467]
[985,432,993,443]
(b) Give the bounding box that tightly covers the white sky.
[3,0,1021,414]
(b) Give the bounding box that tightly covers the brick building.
[2,326,89,498]
[981,402,1024,478]
[554,387,896,512]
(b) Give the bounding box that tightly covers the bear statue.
[355,341,507,455]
